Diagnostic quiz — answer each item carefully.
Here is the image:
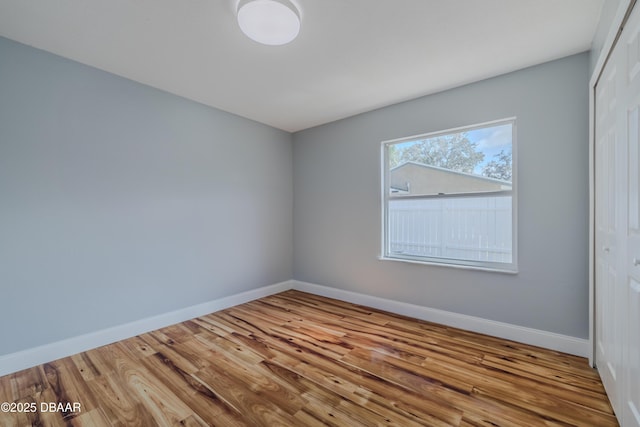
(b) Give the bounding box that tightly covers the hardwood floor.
[0,290,617,426]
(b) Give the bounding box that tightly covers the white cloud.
[473,124,512,150]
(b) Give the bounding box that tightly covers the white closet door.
[595,38,624,415]
[596,2,640,424]
[623,3,640,425]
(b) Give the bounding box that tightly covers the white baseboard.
[292,280,590,358]
[0,280,294,377]
[0,278,589,377]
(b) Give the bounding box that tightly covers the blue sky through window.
[467,123,512,174]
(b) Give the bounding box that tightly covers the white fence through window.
[388,195,512,263]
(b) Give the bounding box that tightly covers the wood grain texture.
[0,290,617,426]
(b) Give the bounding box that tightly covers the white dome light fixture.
[237,0,300,46]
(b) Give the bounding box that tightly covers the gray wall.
[293,53,590,338]
[0,37,293,356]
[0,33,591,355]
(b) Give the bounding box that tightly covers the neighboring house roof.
[390,161,512,195]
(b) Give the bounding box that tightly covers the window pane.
[389,123,512,197]
[383,119,515,270]
[388,195,512,263]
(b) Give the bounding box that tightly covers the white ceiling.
[0,0,604,132]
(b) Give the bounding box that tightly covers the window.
[381,118,517,272]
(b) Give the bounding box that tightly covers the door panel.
[596,4,640,425]
[627,279,640,427]
[624,4,640,426]
[596,57,623,415]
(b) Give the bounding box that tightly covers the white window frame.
[380,118,518,273]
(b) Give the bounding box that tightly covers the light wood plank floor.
[0,290,617,426]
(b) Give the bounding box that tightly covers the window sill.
[378,256,519,274]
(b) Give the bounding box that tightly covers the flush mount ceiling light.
[237,0,300,46]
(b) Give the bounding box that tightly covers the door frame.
[590,0,637,367]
